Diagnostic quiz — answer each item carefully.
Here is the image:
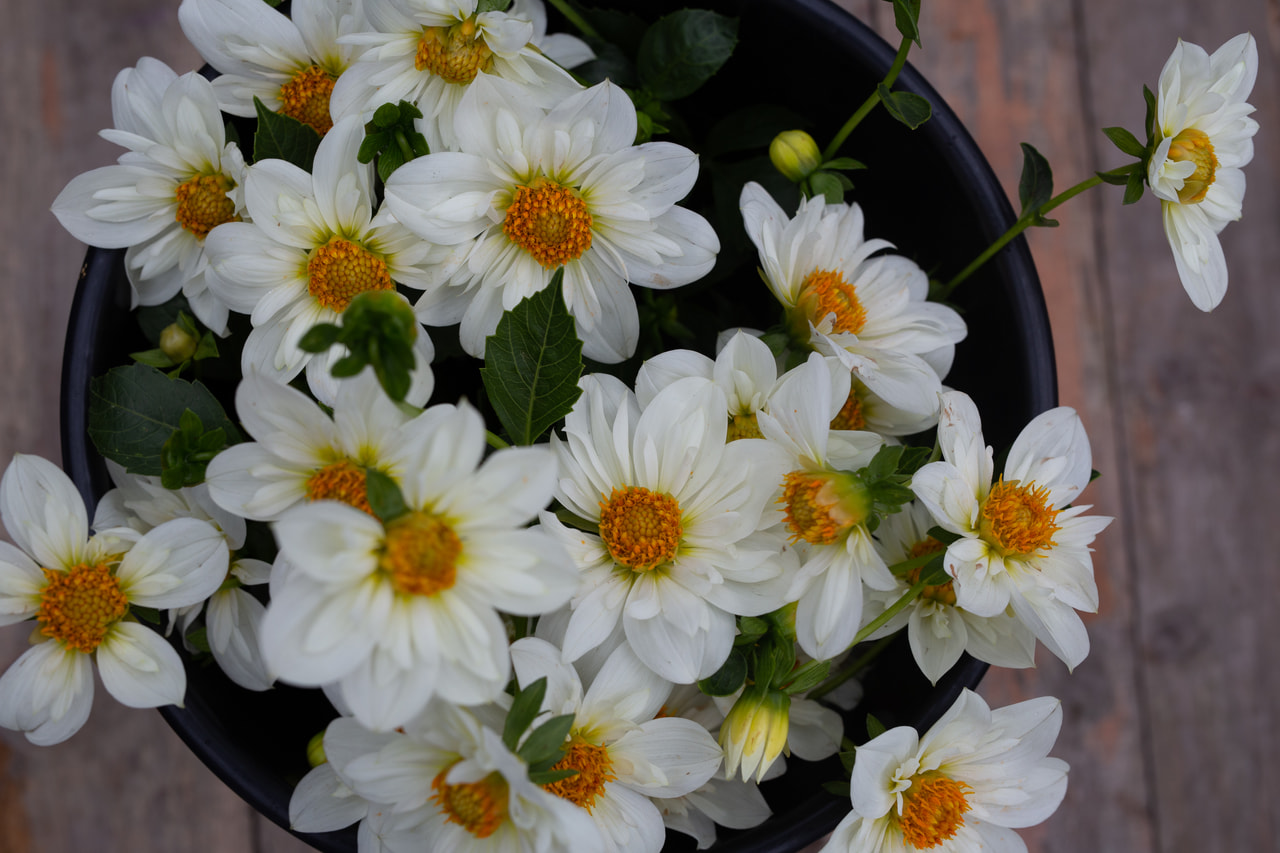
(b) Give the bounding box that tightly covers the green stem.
[807,634,897,701]
[546,0,601,41]
[821,34,913,162]
[805,580,925,701]
[939,174,1104,299]
[485,430,511,450]
[886,549,940,578]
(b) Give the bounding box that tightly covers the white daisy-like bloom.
[204,114,440,407]
[330,0,588,152]
[739,181,966,421]
[541,373,794,684]
[92,462,275,692]
[510,637,724,853]
[0,454,227,744]
[911,391,1112,670]
[261,400,580,730]
[206,371,425,523]
[753,353,896,661]
[1147,33,1258,311]
[824,689,1068,853]
[384,75,720,363]
[51,57,247,334]
[179,0,369,135]
[861,501,1036,686]
[319,702,605,852]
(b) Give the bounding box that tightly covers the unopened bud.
[159,323,198,363]
[306,731,327,768]
[720,685,791,782]
[770,130,822,182]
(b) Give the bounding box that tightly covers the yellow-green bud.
[770,130,822,182]
[719,685,791,782]
[159,322,199,363]
[306,730,327,768]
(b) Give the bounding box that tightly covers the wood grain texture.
[1,1,1274,851]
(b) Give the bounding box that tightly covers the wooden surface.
[1,0,1275,850]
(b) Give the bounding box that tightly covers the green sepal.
[697,647,748,696]
[807,170,845,203]
[517,714,576,766]
[780,658,831,695]
[132,605,162,626]
[503,676,548,752]
[866,713,887,739]
[1143,84,1159,143]
[1102,126,1147,159]
[185,625,212,654]
[365,469,408,524]
[1122,169,1146,205]
[822,781,852,797]
[528,768,579,786]
[925,525,963,546]
[160,409,228,489]
[733,616,769,647]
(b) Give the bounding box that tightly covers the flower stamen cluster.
[542,735,616,812]
[307,237,394,313]
[431,765,510,838]
[503,181,594,269]
[598,486,683,571]
[174,173,239,238]
[37,562,129,654]
[278,65,336,134]
[304,460,373,514]
[979,477,1061,557]
[896,771,973,848]
[415,17,494,84]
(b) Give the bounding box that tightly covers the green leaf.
[890,0,922,46]
[132,605,162,626]
[504,677,548,752]
[480,270,584,446]
[1122,170,1146,205]
[185,625,211,654]
[821,157,866,172]
[528,768,580,786]
[88,364,242,477]
[365,469,408,523]
[697,647,748,696]
[925,525,962,546]
[1143,84,1158,143]
[253,97,320,170]
[877,84,931,130]
[517,714,575,765]
[637,10,739,101]
[704,104,808,158]
[298,323,343,352]
[781,658,831,695]
[866,713,887,739]
[1018,142,1054,214]
[822,781,852,797]
[807,170,844,203]
[1102,126,1146,159]
[734,615,769,646]
[130,348,175,369]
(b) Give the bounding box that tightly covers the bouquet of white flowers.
[5,0,1257,851]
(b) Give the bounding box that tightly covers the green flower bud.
[770,130,822,182]
[306,730,327,768]
[719,685,791,782]
[159,322,199,363]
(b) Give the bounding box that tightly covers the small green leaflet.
[877,84,931,130]
[480,269,584,446]
[88,364,242,477]
[637,10,739,102]
[253,97,321,170]
[1017,142,1058,227]
[890,0,922,47]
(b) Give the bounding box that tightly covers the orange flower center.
[415,18,494,84]
[897,772,973,849]
[305,460,373,515]
[726,412,763,441]
[174,173,238,238]
[307,237,394,313]
[542,736,615,813]
[1166,127,1218,203]
[780,470,868,545]
[37,562,129,654]
[830,384,868,431]
[431,765,509,838]
[598,486,682,571]
[503,181,594,269]
[379,511,461,596]
[980,477,1061,557]
[904,537,955,606]
[794,268,867,335]
[278,65,336,135]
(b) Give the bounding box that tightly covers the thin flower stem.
[821,34,913,163]
[887,549,940,577]
[805,579,926,701]
[485,430,510,450]
[939,174,1105,299]
[807,634,897,701]
[546,0,601,42]
[394,130,416,164]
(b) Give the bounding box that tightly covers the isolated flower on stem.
[911,391,1112,669]
[1147,33,1258,311]
[0,454,227,744]
[51,58,246,334]
[823,689,1068,853]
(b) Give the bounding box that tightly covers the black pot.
[59,0,1054,850]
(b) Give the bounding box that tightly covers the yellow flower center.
[415,17,494,84]
[379,511,462,596]
[980,477,1061,557]
[37,562,129,654]
[794,268,867,335]
[542,736,616,813]
[305,460,373,515]
[307,237,394,313]
[174,173,238,238]
[830,384,867,431]
[1166,127,1218,203]
[780,470,869,545]
[431,765,509,838]
[278,65,336,135]
[897,771,973,849]
[598,486,682,571]
[503,180,594,269]
[727,412,763,441]
[904,537,955,606]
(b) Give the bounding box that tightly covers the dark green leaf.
[88,365,242,477]
[132,605,161,626]
[781,658,831,695]
[253,97,320,170]
[821,157,866,172]
[528,768,579,786]
[704,104,808,158]
[697,647,748,696]
[377,149,406,184]
[1102,126,1146,158]
[1018,142,1054,215]
[365,468,408,523]
[517,714,576,765]
[890,0,922,46]
[807,170,844,203]
[637,10,739,101]
[865,444,903,482]
[1122,169,1146,205]
[734,615,769,646]
[504,677,548,751]
[185,625,211,654]
[866,713,887,739]
[373,102,402,128]
[476,0,512,12]
[877,85,931,130]
[1143,84,1158,143]
[130,348,175,369]
[480,270,584,446]
[925,525,962,546]
[574,41,638,89]
[299,323,343,352]
[822,781,851,797]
